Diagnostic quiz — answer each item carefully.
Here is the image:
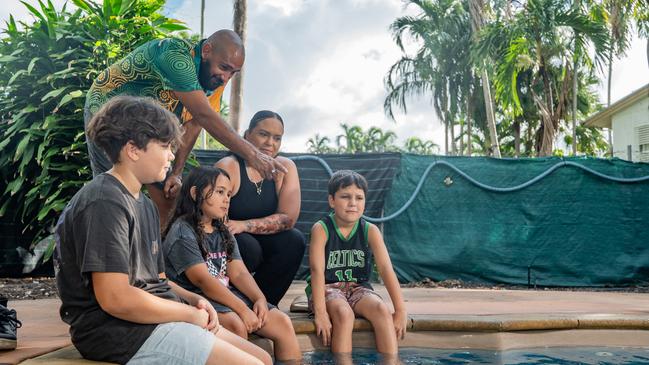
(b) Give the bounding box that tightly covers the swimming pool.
[301,347,649,364]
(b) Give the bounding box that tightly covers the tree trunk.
[572,56,578,155]
[607,44,614,156]
[514,117,521,157]
[450,118,456,156]
[444,120,449,156]
[467,95,472,156]
[229,0,247,132]
[459,119,464,156]
[469,0,501,158]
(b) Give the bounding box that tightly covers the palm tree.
[404,137,440,154]
[306,134,334,154]
[468,0,501,157]
[385,0,474,156]
[478,0,610,156]
[228,0,246,132]
[604,0,635,155]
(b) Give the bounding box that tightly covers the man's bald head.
[198,30,245,91]
[206,29,245,59]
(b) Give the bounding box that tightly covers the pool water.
[301,347,649,364]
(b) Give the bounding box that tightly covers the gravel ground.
[1,277,59,300]
[2,277,649,301]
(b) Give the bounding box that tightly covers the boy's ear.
[328,194,335,209]
[190,186,197,201]
[124,141,140,162]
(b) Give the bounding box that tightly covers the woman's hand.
[226,220,249,235]
[238,307,261,333]
[393,308,407,340]
[253,298,269,327]
[314,311,333,346]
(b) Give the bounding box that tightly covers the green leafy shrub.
[0,0,187,271]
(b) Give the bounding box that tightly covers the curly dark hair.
[86,96,182,163]
[165,166,235,260]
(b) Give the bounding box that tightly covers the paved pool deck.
[2,281,649,364]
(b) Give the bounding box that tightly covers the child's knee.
[329,303,355,323]
[221,313,248,339]
[363,299,392,321]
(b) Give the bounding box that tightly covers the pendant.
[256,185,262,195]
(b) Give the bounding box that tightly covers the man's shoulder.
[146,37,193,55]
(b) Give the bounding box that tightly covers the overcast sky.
[2,0,648,152]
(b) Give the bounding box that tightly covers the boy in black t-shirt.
[54,96,269,365]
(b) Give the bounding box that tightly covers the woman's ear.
[190,186,197,201]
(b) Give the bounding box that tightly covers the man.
[84,29,285,227]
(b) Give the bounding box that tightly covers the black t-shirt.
[54,173,180,364]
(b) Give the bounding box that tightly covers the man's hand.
[393,308,407,340]
[195,297,219,331]
[247,151,287,180]
[252,298,269,327]
[163,174,182,199]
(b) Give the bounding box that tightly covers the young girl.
[308,170,407,356]
[163,166,301,364]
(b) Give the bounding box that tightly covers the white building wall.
[612,96,649,161]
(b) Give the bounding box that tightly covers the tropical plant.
[0,0,187,253]
[477,0,610,156]
[385,0,476,156]
[306,134,334,154]
[403,137,439,154]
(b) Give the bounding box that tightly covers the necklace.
[252,180,262,195]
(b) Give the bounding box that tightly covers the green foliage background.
[0,0,187,254]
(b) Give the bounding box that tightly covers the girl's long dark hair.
[165,166,235,260]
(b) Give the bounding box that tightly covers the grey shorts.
[210,288,277,313]
[127,322,215,365]
[84,107,168,190]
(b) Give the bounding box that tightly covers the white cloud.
[3,0,646,153]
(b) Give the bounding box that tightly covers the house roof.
[584,83,649,128]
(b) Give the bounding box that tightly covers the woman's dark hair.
[247,110,284,133]
[165,166,235,260]
[328,170,368,196]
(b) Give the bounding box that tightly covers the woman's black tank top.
[228,154,278,220]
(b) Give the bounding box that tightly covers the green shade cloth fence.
[384,155,649,286]
[4,152,648,287]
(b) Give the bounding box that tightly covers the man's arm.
[92,272,208,328]
[174,90,286,179]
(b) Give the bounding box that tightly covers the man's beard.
[199,60,224,90]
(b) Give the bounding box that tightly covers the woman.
[215,110,305,305]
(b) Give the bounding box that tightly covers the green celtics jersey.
[85,38,210,119]
[321,213,372,285]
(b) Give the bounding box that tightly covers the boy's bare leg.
[206,336,263,365]
[218,312,248,339]
[214,326,273,365]
[255,309,301,362]
[326,299,355,353]
[353,295,398,354]
[146,184,175,230]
